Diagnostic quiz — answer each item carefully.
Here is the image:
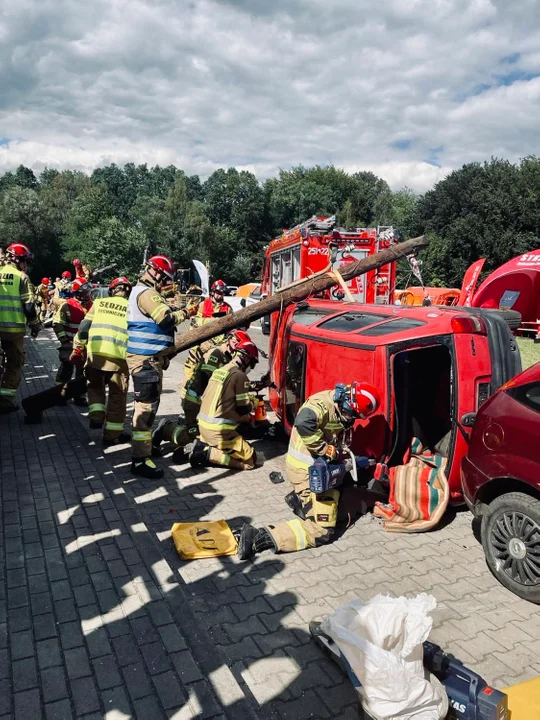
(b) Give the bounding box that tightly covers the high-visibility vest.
[127,285,174,356]
[0,264,26,334]
[88,297,128,361]
[286,391,346,471]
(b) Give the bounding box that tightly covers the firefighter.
[35,277,51,321]
[73,258,92,281]
[152,329,251,460]
[0,243,40,412]
[72,276,132,445]
[53,278,93,405]
[51,271,73,312]
[184,279,233,383]
[237,382,381,559]
[127,255,198,479]
[190,339,259,471]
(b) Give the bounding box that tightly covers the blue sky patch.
[391,139,412,150]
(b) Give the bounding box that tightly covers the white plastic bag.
[321,594,448,720]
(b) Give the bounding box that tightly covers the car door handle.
[460,412,476,427]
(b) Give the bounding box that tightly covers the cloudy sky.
[0,0,539,191]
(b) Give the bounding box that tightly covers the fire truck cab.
[260,216,398,333]
[269,300,521,502]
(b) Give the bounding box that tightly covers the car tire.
[492,309,521,331]
[481,491,540,603]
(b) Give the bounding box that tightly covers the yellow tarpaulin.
[504,676,540,719]
[171,521,238,560]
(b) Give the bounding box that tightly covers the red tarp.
[471,250,540,322]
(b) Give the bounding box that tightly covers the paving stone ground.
[2,327,540,719]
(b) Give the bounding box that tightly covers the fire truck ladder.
[374,226,395,304]
[284,215,337,239]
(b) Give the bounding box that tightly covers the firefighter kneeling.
[237,381,380,558]
[152,330,250,461]
[72,277,132,445]
[190,339,260,471]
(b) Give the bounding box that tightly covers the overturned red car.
[269,300,521,502]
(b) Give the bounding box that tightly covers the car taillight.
[451,316,487,335]
[477,382,490,409]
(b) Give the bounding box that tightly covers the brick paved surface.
[2,328,540,719]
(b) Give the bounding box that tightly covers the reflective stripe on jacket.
[0,265,25,333]
[88,297,128,361]
[127,285,174,355]
[286,390,346,471]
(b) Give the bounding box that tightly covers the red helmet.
[73,258,82,266]
[72,279,92,295]
[227,329,250,350]
[62,271,72,279]
[41,277,50,285]
[211,279,227,294]
[235,339,259,367]
[146,255,175,281]
[109,276,132,291]
[349,381,380,419]
[6,243,33,262]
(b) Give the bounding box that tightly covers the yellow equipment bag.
[312,489,340,528]
[171,521,238,560]
[504,676,540,718]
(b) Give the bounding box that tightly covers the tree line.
[0,157,539,288]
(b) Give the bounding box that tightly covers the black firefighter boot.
[130,457,164,480]
[237,524,276,560]
[189,439,210,469]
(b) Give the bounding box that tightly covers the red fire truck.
[260,216,398,332]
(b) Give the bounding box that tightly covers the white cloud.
[0,0,539,192]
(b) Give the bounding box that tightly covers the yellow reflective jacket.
[286,390,347,471]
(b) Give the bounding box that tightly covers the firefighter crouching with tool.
[190,339,260,471]
[53,278,93,405]
[237,382,381,559]
[152,329,251,461]
[127,255,198,479]
[0,243,40,413]
[184,279,232,383]
[71,277,132,445]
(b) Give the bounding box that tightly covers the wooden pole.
[173,234,429,354]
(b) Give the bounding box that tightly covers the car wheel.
[493,309,521,331]
[481,492,540,603]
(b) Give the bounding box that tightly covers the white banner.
[192,260,209,296]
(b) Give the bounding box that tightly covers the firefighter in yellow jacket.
[127,255,198,479]
[53,278,92,406]
[0,243,40,412]
[152,329,251,460]
[184,279,232,383]
[72,277,132,445]
[189,339,259,471]
[237,382,381,559]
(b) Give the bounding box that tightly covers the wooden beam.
[172,234,429,353]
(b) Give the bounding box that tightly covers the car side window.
[507,382,540,413]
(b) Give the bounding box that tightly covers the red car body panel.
[461,362,540,508]
[268,300,516,502]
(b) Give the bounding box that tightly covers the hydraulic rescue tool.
[310,622,508,720]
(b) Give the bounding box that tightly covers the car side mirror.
[240,298,246,308]
[460,412,476,427]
